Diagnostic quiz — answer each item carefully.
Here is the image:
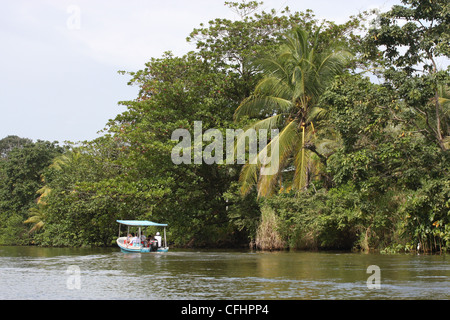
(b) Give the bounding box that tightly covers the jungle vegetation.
[0,1,448,253]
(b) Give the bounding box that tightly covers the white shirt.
[154,235,162,247]
[130,236,139,245]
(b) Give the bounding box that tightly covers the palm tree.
[234,26,351,197]
[24,152,78,233]
[24,185,51,233]
[24,205,46,233]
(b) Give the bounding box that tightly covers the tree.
[107,2,336,245]
[187,1,318,101]
[352,0,450,252]
[0,139,63,244]
[234,26,351,197]
[34,144,132,247]
[112,52,245,246]
[16,1,448,252]
[36,1,323,247]
[365,0,450,151]
[0,135,32,159]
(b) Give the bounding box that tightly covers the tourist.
[130,233,139,246]
[141,233,147,246]
[126,233,132,244]
[154,232,162,247]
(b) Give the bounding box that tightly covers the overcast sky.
[0,0,401,143]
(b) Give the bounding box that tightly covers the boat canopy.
[116,220,168,227]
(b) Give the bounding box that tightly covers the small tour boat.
[116,220,169,253]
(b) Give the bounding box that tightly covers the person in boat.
[140,233,147,246]
[126,233,132,244]
[154,232,162,247]
[146,235,153,247]
[130,233,140,246]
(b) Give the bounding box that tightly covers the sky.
[0,0,402,143]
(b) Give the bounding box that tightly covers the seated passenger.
[130,234,140,246]
[140,234,147,246]
[147,235,153,247]
[125,233,132,244]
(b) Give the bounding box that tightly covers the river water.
[0,246,448,300]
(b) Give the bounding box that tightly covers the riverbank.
[2,243,447,257]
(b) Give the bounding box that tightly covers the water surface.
[0,246,448,299]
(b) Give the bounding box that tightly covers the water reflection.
[0,247,448,299]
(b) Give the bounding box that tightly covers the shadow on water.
[0,246,448,299]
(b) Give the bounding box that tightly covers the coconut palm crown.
[234,26,352,197]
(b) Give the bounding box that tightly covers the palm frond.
[238,155,260,196]
[24,206,46,233]
[238,120,299,196]
[307,106,329,123]
[242,113,286,132]
[234,94,291,120]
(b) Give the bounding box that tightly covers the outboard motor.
[150,240,159,251]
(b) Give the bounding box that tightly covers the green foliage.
[112,53,242,247]
[223,181,261,242]
[0,138,63,244]
[321,71,449,252]
[0,1,448,252]
[33,147,124,246]
[0,135,32,159]
[234,25,354,197]
[398,176,450,252]
[365,0,450,151]
[262,184,361,250]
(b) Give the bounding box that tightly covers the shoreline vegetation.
[0,1,448,254]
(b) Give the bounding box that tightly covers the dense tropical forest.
[1,1,448,253]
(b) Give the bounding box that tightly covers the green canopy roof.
[116,220,168,227]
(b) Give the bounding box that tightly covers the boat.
[116,220,169,253]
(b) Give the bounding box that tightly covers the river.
[0,246,448,300]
